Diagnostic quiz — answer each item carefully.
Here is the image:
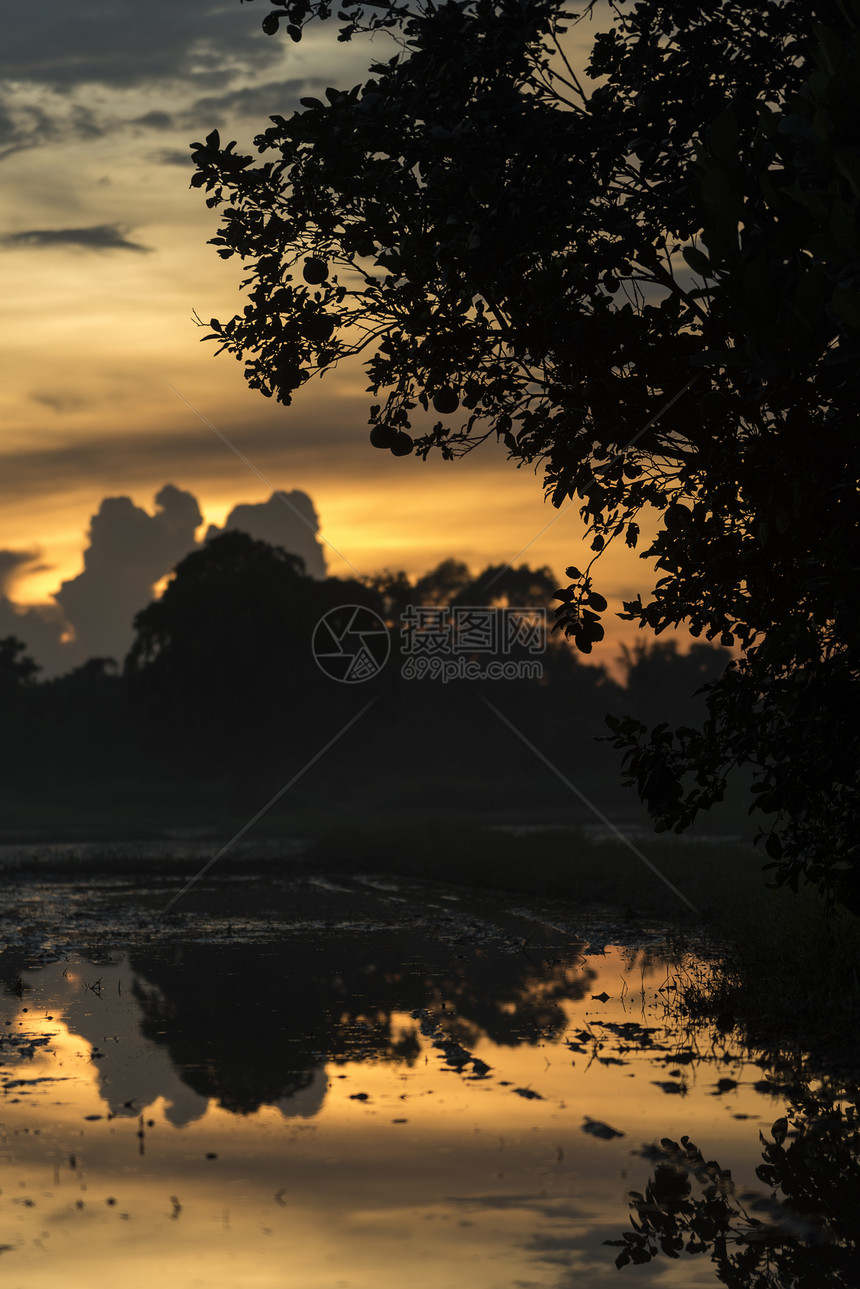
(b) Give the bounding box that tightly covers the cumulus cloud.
[205,490,327,579]
[1,223,151,253]
[4,483,329,675]
[55,484,204,667]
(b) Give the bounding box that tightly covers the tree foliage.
[0,636,39,693]
[191,0,860,903]
[125,531,383,778]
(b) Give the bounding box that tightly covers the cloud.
[31,391,90,414]
[54,484,204,667]
[0,2,300,160]
[447,1194,589,1222]
[0,549,66,675]
[0,1,285,93]
[205,490,327,579]
[0,94,108,159]
[180,78,323,128]
[5,481,329,674]
[0,414,369,509]
[148,147,195,167]
[1,223,151,253]
[135,80,321,135]
[0,599,67,675]
[0,98,61,159]
[0,4,379,165]
[0,549,43,598]
[132,110,175,130]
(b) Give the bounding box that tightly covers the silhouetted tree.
[0,637,41,781]
[452,563,557,609]
[361,568,414,624]
[0,636,39,692]
[412,558,472,606]
[125,530,384,783]
[191,0,860,903]
[616,639,730,728]
[40,657,130,782]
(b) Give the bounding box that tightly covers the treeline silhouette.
[0,532,731,838]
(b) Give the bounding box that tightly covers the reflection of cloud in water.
[25,957,209,1125]
[277,1067,329,1120]
[448,1193,590,1222]
[449,1192,615,1284]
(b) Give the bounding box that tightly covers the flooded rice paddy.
[0,846,855,1286]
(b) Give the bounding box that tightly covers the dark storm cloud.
[206,491,327,578]
[54,484,204,668]
[1,224,151,253]
[0,1,284,92]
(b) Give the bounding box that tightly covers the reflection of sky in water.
[0,936,805,1288]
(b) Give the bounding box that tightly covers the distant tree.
[616,639,729,724]
[0,636,40,781]
[38,657,131,786]
[0,636,39,692]
[361,568,414,623]
[412,558,473,606]
[452,562,558,608]
[125,531,383,780]
[192,1,860,902]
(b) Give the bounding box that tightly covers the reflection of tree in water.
[607,1082,859,1286]
[0,947,29,1003]
[129,929,594,1115]
[423,953,594,1052]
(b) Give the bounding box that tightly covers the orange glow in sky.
[0,1,679,675]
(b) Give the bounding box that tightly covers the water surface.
[0,861,851,1286]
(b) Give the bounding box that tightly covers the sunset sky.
[1,1,668,674]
